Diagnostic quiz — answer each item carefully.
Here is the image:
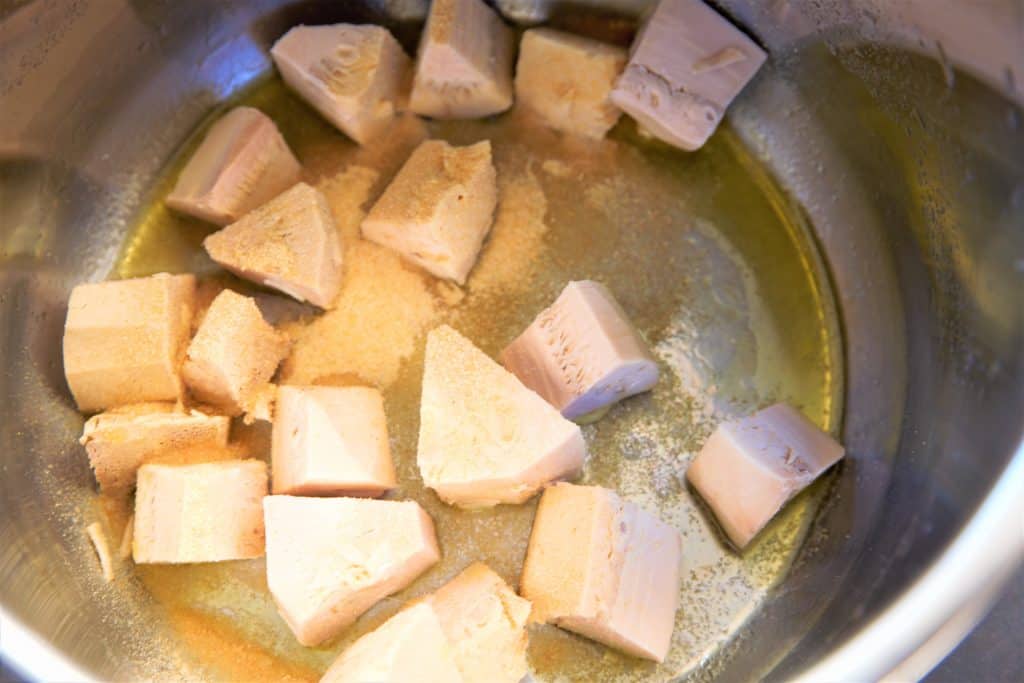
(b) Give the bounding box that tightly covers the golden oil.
[118,75,843,682]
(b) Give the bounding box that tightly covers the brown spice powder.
[280,240,441,388]
[160,607,320,682]
[467,164,549,295]
[279,164,442,389]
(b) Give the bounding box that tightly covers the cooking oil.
[115,75,842,682]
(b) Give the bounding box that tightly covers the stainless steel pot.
[1,0,1022,681]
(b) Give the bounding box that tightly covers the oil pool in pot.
[100,71,843,681]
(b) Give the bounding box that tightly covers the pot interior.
[1,1,1021,681]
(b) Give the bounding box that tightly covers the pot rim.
[796,444,1024,681]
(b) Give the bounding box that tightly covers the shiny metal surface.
[1,0,1022,681]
